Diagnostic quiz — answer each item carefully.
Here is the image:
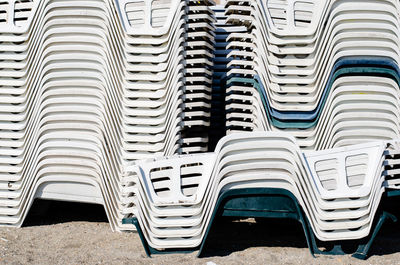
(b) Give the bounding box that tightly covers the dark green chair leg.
[122,217,152,257]
[352,212,397,260]
[197,192,228,257]
[301,210,337,256]
[291,200,316,257]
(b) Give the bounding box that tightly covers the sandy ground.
[1,200,400,265]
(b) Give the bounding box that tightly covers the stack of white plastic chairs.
[120,0,400,254]
[209,3,246,149]
[180,0,215,153]
[2,0,400,256]
[120,0,215,158]
[121,132,391,249]
[224,0,400,150]
[0,0,215,231]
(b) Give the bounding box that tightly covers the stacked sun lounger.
[1,0,400,260]
[121,0,400,259]
[224,0,400,149]
[208,4,246,150]
[121,132,392,250]
[0,0,215,231]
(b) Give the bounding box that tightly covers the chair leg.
[352,211,397,260]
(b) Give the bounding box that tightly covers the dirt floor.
[1,200,400,265]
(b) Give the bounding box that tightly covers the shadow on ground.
[21,198,400,260]
[201,217,309,257]
[23,199,108,226]
[200,215,400,259]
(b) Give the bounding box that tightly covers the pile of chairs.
[122,132,399,257]
[209,3,246,150]
[1,0,400,260]
[121,0,400,259]
[120,0,215,157]
[0,0,215,231]
[224,0,400,149]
